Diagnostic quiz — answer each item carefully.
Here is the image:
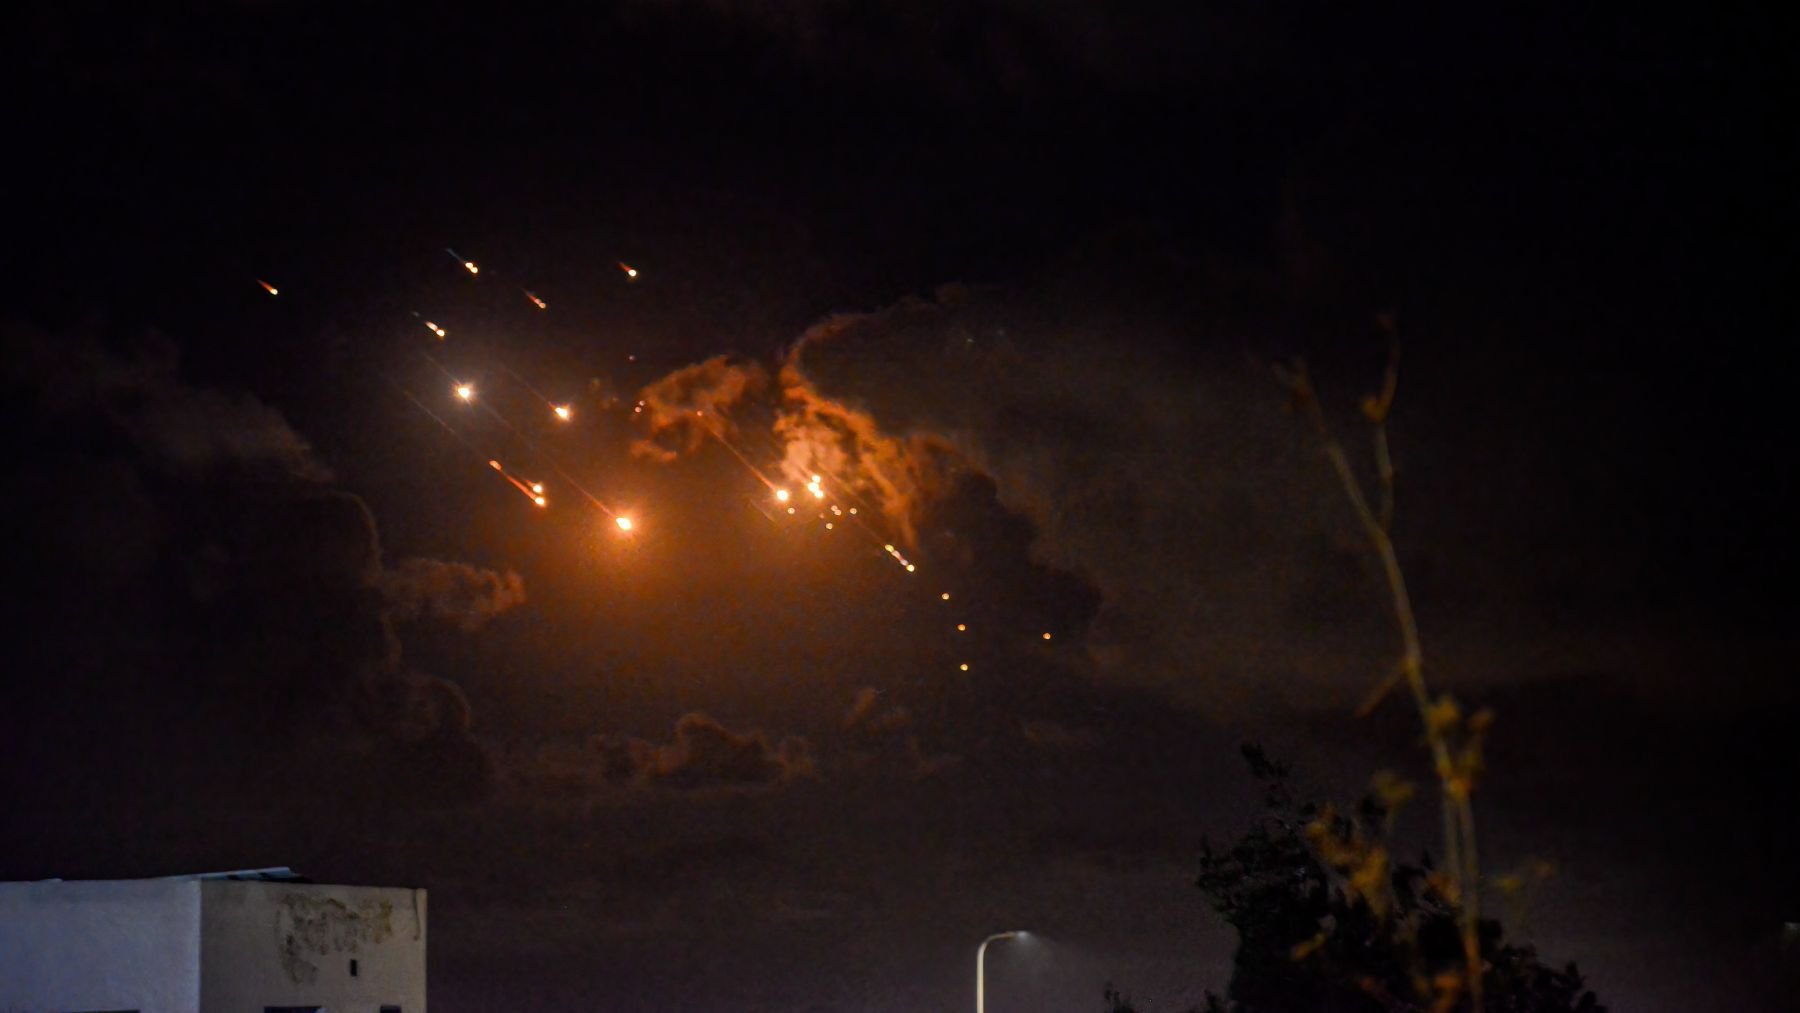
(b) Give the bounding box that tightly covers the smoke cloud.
[380,558,527,632]
[1,322,510,813]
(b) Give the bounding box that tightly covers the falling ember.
[905,564,916,572]
[808,483,824,499]
[825,523,834,530]
[553,404,573,421]
[256,279,279,296]
[526,291,548,309]
[786,507,796,515]
[618,261,639,279]
[489,460,503,471]
[959,663,970,672]
[941,592,951,601]
[463,261,479,275]
[775,489,790,503]
[615,516,634,532]
[454,383,475,401]
[1043,632,1053,640]
[534,496,547,507]
[530,482,544,495]
[425,321,447,338]
[956,624,967,632]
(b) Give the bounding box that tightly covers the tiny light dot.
[956,624,966,632]
[1043,632,1053,640]
[959,663,970,672]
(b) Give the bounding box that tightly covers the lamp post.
[976,930,1027,1013]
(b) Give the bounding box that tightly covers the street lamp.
[976,930,1028,1013]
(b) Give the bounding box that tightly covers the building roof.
[163,867,310,882]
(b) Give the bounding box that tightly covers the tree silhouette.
[1105,746,1602,1012]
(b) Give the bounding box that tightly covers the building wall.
[0,878,202,1013]
[199,881,426,1013]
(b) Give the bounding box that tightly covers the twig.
[1279,352,1483,1009]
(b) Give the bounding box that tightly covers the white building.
[0,868,425,1013]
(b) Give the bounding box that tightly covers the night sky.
[3,3,1796,1010]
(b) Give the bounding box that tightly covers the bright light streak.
[775,489,790,502]
[489,460,503,471]
[454,383,474,401]
[618,261,639,279]
[615,516,634,532]
[425,321,447,338]
[463,261,479,275]
[526,291,548,309]
[905,564,916,572]
[884,544,895,553]
[530,482,544,495]
[256,279,278,296]
[553,404,573,421]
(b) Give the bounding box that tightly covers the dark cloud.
[380,558,526,632]
[0,322,513,829]
[524,713,818,795]
[618,712,817,790]
[842,686,911,736]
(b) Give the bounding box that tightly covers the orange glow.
[618,261,639,278]
[807,482,824,499]
[1043,632,1053,640]
[775,489,790,502]
[454,383,474,401]
[256,279,278,296]
[425,321,447,338]
[553,404,573,421]
[786,507,796,515]
[959,663,970,672]
[526,291,547,309]
[941,592,951,600]
[615,516,634,532]
[956,624,966,632]
[825,522,834,530]
[534,496,547,507]
[489,459,502,471]
[905,564,916,572]
[463,261,479,275]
